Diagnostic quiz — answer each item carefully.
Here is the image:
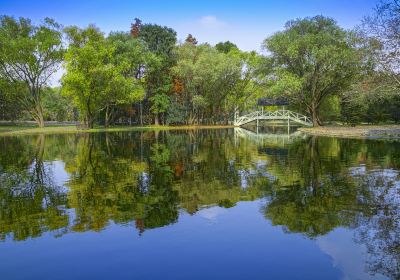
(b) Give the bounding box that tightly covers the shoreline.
[1,124,400,139]
[0,124,234,137]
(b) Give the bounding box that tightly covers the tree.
[363,0,400,92]
[215,41,239,53]
[130,18,142,38]
[105,32,151,126]
[263,16,364,126]
[137,23,177,124]
[226,49,264,120]
[172,43,242,124]
[185,34,198,45]
[62,25,111,128]
[138,24,177,56]
[63,26,144,128]
[0,16,64,127]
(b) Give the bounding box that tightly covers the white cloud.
[198,15,226,29]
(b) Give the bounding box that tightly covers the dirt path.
[298,125,400,138]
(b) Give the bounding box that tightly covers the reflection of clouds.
[317,228,389,280]
[196,206,227,223]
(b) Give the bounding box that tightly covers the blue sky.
[1,0,379,51]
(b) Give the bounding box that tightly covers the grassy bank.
[0,124,234,136]
[298,125,400,138]
[2,123,400,138]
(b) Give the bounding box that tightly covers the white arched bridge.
[234,110,312,127]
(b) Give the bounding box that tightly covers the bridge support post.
[256,118,259,134]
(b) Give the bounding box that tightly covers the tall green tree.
[263,16,364,126]
[62,26,144,128]
[104,32,152,126]
[62,25,111,128]
[135,22,177,125]
[0,16,64,127]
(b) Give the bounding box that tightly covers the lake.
[0,129,399,280]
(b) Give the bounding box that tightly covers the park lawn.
[0,125,37,133]
[0,124,234,136]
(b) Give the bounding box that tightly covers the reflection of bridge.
[234,110,312,127]
[234,127,306,145]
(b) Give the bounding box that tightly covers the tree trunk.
[154,114,159,125]
[32,104,45,128]
[311,104,320,127]
[105,105,110,128]
[37,113,45,128]
[88,117,95,129]
[85,114,95,129]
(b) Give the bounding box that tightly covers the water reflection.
[0,130,399,279]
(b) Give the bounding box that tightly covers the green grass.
[0,124,234,136]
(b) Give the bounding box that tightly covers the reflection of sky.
[48,160,70,192]
[317,228,389,280]
[237,159,276,189]
[0,200,343,280]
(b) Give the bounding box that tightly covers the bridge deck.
[234,110,312,127]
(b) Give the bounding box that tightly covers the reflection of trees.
[0,130,271,239]
[262,137,363,237]
[164,129,270,214]
[353,170,400,280]
[139,143,178,231]
[64,133,179,234]
[261,136,400,278]
[0,135,68,241]
[2,129,399,279]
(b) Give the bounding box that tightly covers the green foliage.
[1,14,397,126]
[137,23,177,124]
[0,79,26,120]
[150,93,170,114]
[138,24,177,57]
[42,87,75,121]
[62,26,145,127]
[0,16,64,127]
[340,74,400,124]
[172,43,246,124]
[215,41,239,53]
[263,16,365,126]
[62,25,111,127]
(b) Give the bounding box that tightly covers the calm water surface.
[0,129,399,280]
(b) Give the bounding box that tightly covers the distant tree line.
[0,0,399,127]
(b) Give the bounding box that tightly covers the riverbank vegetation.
[0,1,399,128]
